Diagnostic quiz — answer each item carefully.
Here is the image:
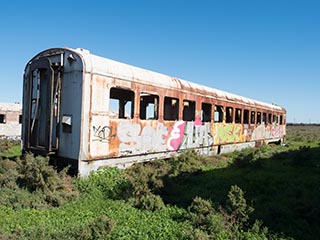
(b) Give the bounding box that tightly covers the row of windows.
[0,114,22,124]
[109,88,285,125]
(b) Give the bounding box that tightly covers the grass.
[0,124,319,239]
[0,139,21,158]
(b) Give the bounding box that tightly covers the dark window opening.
[273,115,278,124]
[19,115,22,124]
[164,97,179,120]
[280,115,283,125]
[110,88,134,119]
[140,93,159,120]
[202,103,212,122]
[268,113,272,124]
[243,110,249,124]
[183,100,195,121]
[235,108,242,123]
[257,112,261,124]
[0,114,5,124]
[251,111,256,124]
[226,107,233,123]
[262,112,267,124]
[214,105,224,123]
[62,115,72,133]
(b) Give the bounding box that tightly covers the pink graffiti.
[167,121,185,150]
[194,118,202,126]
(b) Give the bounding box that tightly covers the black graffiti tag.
[93,126,116,142]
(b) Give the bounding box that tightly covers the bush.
[226,185,254,228]
[233,148,263,169]
[187,197,226,237]
[76,167,129,200]
[0,153,78,209]
[9,215,113,240]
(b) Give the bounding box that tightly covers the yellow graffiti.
[213,123,244,144]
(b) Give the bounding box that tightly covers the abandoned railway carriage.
[22,48,286,176]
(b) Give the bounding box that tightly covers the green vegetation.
[0,125,319,239]
[0,139,21,158]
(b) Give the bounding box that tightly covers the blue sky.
[0,0,319,123]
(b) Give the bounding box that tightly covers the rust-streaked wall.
[0,102,22,139]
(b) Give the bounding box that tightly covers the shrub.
[0,153,78,209]
[76,167,129,200]
[233,148,262,169]
[187,197,226,236]
[226,185,254,228]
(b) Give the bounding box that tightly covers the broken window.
[257,112,261,124]
[0,114,5,124]
[202,103,212,122]
[250,111,256,124]
[62,115,72,133]
[273,115,278,124]
[164,97,179,120]
[243,110,249,124]
[268,113,272,124]
[140,93,159,120]
[110,88,134,119]
[226,107,233,123]
[183,100,195,121]
[235,108,242,123]
[262,112,267,124]
[214,105,224,123]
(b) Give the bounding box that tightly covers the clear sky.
[0,0,319,123]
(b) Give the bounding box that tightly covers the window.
[243,110,249,124]
[262,112,267,124]
[140,93,159,120]
[110,88,134,119]
[62,115,72,133]
[19,115,23,124]
[202,103,212,122]
[250,111,256,124]
[226,107,233,123]
[257,112,261,124]
[273,115,278,124]
[0,114,5,124]
[280,115,283,125]
[268,113,272,124]
[164,97,179,120]
[214,105,224,123]
[235,108,242,123]
[183,100,195,121]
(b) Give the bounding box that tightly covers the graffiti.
[251,124,284,141]
[93,125,116,142]
[213,124,243,144]
[92,120,285,157]
[167,121,213,154]
[251,125,266,141]
[180,122,213,154]
[269,125,284,138]
[116,120,213,156]
[117,121,168,155]
[167,121,185,150]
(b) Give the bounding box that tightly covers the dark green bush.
[226,185,254,228]
[232,148,263,169]
[187,197,226,237]
[0,153,78,209]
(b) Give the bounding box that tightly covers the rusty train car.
[22,48,286,176]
